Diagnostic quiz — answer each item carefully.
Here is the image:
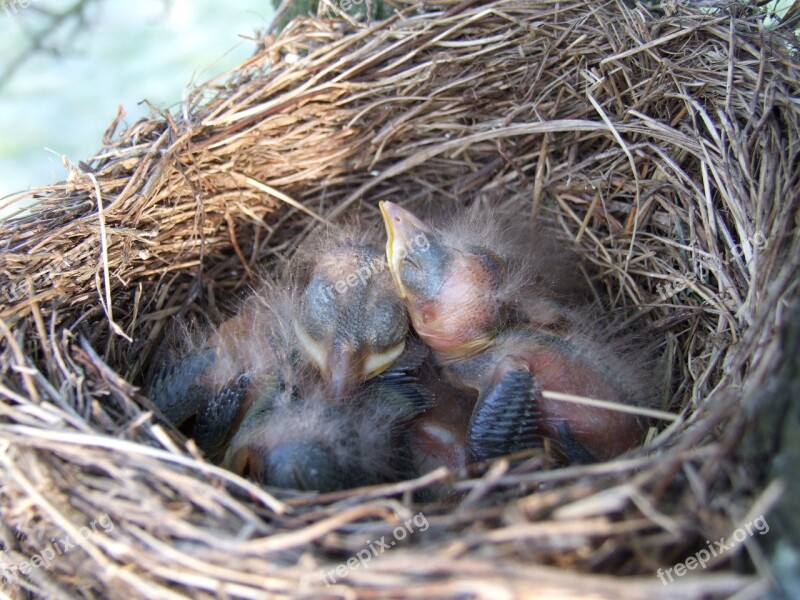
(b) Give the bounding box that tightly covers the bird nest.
[1,1,798,598]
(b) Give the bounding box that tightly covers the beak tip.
[380,201,427,243]
[379,200,399,225]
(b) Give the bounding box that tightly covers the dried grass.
[1,0,799,598]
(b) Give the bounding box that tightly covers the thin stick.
[230,172,332,226]
[88,171,131,342]
[542,389,680,422]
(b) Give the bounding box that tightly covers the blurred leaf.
[270,0,394,32]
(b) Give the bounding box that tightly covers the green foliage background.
[270,0,395,30]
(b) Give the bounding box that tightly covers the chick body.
[380,201,651,465]
[444,325,644,463]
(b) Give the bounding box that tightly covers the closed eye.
[403,254,421,270]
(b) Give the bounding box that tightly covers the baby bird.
[224,365,432,492]
[146,288,303,460]
[291,228,409,398]
[380,201,650,465]
[147,226,412,469]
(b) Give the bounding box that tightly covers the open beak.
[379,201,432,298]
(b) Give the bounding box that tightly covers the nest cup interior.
[1,1,798,598]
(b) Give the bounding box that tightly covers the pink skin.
[409,252,502,355]
[488,345,643,462]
